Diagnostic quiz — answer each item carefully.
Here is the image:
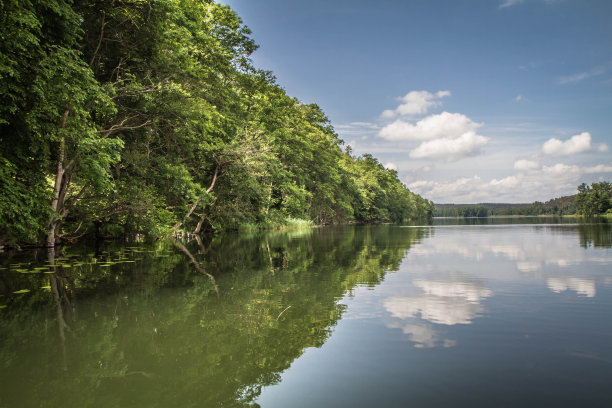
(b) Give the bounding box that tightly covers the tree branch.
[60,182,91,218]
[172,165,220,231]
[99,115,151,138]
[89,11,106,68]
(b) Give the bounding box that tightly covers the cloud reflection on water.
[547,277,596,297]
[379,225,609,347]
[406,227,604,298]
[383,279,492,347]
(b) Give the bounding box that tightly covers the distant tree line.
[434,181,611,218]
[0,0,433,248]
[435,206,490,217]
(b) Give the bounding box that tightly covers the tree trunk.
[47,109,70,247]
[265,182,273,215]
[173,165,219,231]
[193,214,207,235]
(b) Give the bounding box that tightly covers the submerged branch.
[173,240,219,296]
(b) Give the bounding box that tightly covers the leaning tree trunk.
[172,165,219,232]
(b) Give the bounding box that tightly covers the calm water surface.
[1,219,611,407]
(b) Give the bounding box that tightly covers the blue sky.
[222,0,612,203]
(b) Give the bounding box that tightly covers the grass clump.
[238,217,313,232]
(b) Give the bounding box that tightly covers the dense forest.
[434,181,611,217]
[0,0,433,249]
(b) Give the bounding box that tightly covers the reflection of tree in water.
[577,222,612,248]
[0,225,426,407]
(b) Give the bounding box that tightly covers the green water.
[1,220,611,407]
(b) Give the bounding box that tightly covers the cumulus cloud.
[407,176,481,202]
[514,159,540,171]
[384,162,397,170]
[409,131,489,160]
[407,159,612,203]
[379,112,482,141]
[542,132,608,155]
[488,175,521,188]
[407,174,543,203]
[542,163,581,178]
[515,95,524,102]
[381,90,450,118]
[376,91,489,161]
[584,164,612,173]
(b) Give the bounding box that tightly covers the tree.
[1,0,433,246]
[0,0,122,247]
[576,182,612,216]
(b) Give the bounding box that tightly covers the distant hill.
[434,194,577,217]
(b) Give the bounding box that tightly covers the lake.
[1,218,611,407]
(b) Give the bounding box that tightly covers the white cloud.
[542,163,581,178]
[382,90,450,118]
[407,174,540,203]
[409,175,523,202]
[501,0,565,9]
[408,180,433,190]
[376,92,489,161]
[379,112,482,141]
[408,176,481,202]
[558,61,612,84]
[499,0,524,8]
[409,131,489,160]
[407,159,612,203]
[584,164,612,173]
[542,132,608,156]
[515,95,524,102]
[384,162,397,170]
[514,159,540,171]
[488,175,521,188]
[381,110,396,119]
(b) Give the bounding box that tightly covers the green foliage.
[1,0,432,247]
[457,206,489,217]
[576,182,612,216]
[344,154,433,223]
[0,158,50,243]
